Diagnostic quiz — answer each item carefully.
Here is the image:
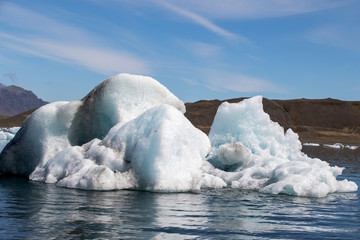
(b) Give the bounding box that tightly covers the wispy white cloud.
[152,0,351,43]
[204,70,284,93]
[154,1,247,42]
[0,2,88,42]
[163,0,353,19]
[0,2,150,75]
[0,32,149,75]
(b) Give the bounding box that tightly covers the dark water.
[0,147,359,239]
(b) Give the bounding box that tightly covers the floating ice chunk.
[206,96,358,197]
[0,74,185,176]
[303,143,320,147]
[322,143,358,150]
[323,143,344,149]
[30,105,210,192]
[345,145,358,150]
[302,142,359,150]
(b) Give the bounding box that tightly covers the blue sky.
[1,0,360,102]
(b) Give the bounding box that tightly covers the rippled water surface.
[1,147,359,239]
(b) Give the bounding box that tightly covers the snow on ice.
[0,74,357,197]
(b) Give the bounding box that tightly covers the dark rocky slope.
[0,83,48,116]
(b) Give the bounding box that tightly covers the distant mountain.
[0,83,48,116]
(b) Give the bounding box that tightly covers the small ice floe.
[323,143,344,149]
[303,143,320,147]
[345,145,359,150]
[322,143,359,150]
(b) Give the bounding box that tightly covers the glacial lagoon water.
[0,146,359,239]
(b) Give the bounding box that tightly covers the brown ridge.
[0,109,36,128]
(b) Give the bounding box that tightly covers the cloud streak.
[163,0,353,19]
[0,2,150,75]
[0,32,149,75]
[155,1,247,42]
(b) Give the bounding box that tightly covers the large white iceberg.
[0,74,185,176]
[0,74,357,197]
[205,96,358,197]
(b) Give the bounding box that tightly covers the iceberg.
[0,74,357,197]
[0,74,185,176]
[205,96,358,197]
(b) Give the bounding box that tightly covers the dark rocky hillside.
[185,97,360,143]
[0,83,48,116]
